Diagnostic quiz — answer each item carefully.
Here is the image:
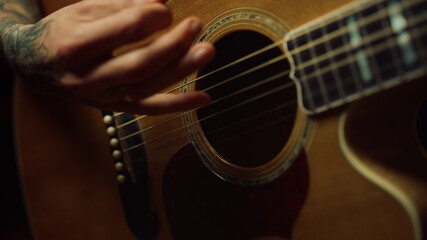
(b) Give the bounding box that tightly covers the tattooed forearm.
[0,0,52,81]
[0,0,41,24]
[2,21,51,69]
[0,19,59,96]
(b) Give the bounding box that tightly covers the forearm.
[0,0,43,70]
[0,0,41,24]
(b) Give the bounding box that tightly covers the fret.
[286,0,427,114]
[337,17,364,96]
[388,0,420,72]
[325,19,361,97]
[378,3,403,81]
[406,1,427,65]
[356,7,385,86]
[306,29,330,107]
[346,15,375,85]
[322,19,345,103]
[304,77,325,110]
[337,64,361,97]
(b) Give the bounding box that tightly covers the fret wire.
[299,24,427,92]
[321,19,346,99]
[389,0,417,70]
[306,29,330,105]
[406,1,427,66]
[119,0,425,123]
[116,0,423,123]
[294,10,427,78]
[120,24,427,144]
[301,46,425,112]
[112,0,426,127]
[288,0,422,60]
[381,1,405,78]
[356,4,384,86]
[286,0,381,41]
[338,11,364,94]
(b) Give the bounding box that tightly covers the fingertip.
[191,91,212,107]
[191,43,216,65]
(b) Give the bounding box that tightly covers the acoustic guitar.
[15,0,427,239]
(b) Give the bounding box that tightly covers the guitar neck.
[286,0,427,114]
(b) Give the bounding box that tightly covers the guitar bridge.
[102,111,159,239]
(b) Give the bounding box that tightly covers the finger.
[68,0,166,20]
[81,17,204,88]
[81,2,172,51]
[58,3,172,66]
[104,92,211,115]
[125,43,215,100]
[92,42,214,105]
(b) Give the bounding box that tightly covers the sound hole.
[196,31,297,168]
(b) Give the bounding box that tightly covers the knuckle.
[54,38,83,62]
[143,3,172,21]
[131,4,172,29]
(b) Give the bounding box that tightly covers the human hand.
[9,0,215,115]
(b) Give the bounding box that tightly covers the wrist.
[0,23,33,70]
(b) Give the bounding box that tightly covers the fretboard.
[286,0,427,114]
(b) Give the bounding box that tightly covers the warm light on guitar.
[16,0,427,239]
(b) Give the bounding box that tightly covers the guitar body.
[15,0,427,239]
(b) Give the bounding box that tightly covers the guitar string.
[118,55,288,141]
[121,22,427,152]
[158,7,427,171]
[120,98,294,143]
[125,110,297,178]
[120,0,425,177]
[125,100,296,153]
[113,0,424,133]
[114,0,423,122]
[123,80,296,152]
[122,72,291,146]
[298,13,427,98]
[112,38,286,118]
[143,112,297,166]
[116,8,427,141]
[194,102,297,140]
[120,15,427,149]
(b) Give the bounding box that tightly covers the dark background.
[0,63,32,239]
